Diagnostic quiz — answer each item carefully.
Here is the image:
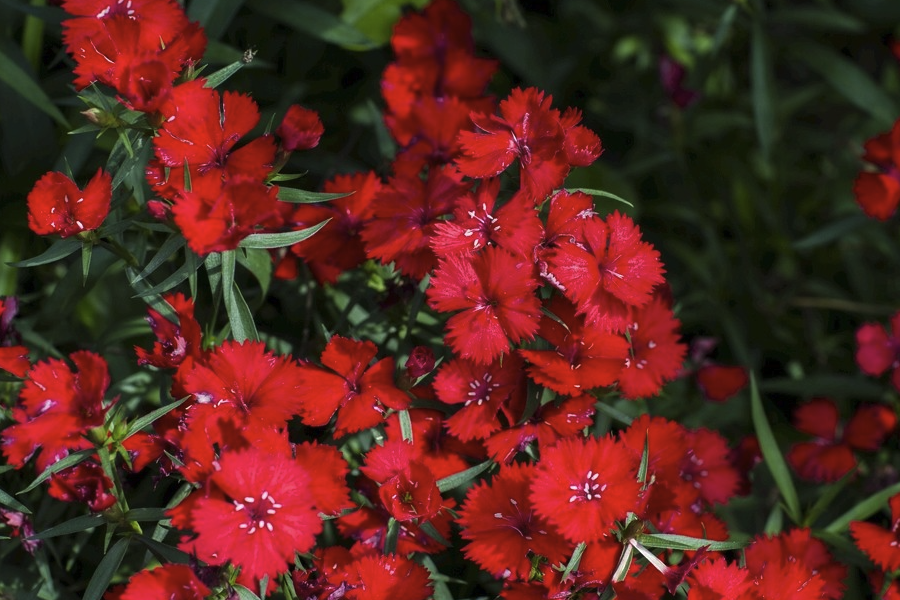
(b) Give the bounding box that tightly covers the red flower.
[151,80,275,195]
[853,119,900,220]
[378,461,443,523]
[295,336,410,436]
[2,351,111,471]
[179,340,307,427]
[519,296,630,395]
[617,295,687,399]
[850,493,900,572]
[430,178,544,259]
[361,166,468,279]
[530,435,641,543]
[745,528,846,600]
[686,558,751,600]
[485,394,595,464]
[120,565,211,600]
[294,442,353,517]
[276,104,324,151]
[695,365,748,402]
[404,346,436,379]
[787,398,896,482]
[48,461,117,512]
[135,292,202,369]
[433,354,525,441]
[458,463,569,579]
[681,428,741,507]
[0,346,30,378]
[456,87,569,202]
[171,176,283,255]
[856,311,900,392]
[283,171,380,284]
[427,246,541,364]
[178,447,322,583]
[561,107,604,167]
[339,553,432,600]
[544,210,665,331]
[27,169,111,238]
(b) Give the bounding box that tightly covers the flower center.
[233,490,282,534]
[568,470,607,503]
[466,373,501,407]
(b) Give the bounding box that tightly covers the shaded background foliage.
[1,0,900,595]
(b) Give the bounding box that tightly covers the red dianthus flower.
[27,169,111,238]
[427,245,541,364]
[530,435,641,543]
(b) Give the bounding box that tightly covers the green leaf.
[636,533,747,552]
[19,448,94,494]
[436,460,493,493]
[0,47,68,127]
[0,487,30,514]
[81,241,92,285]
[398,409,414,443]
[751,16,775,163]
[188,0,245,40]
[236,248,273,298]
[419,521,451,546]
[793,215,870,250]
[824,481,900,533]
[124,508,168,522]
[132,251,202,298]
[9,238,80,267]
[563,188,634,208]
[234,585,262,600]
[637,432,650,486]
[222,251,259,342]
[383,517,399,554]
[135,534,192,563]
[130,235,186,285]
[125,396,190,438]
[277,187,352,203]
[561,541,587,581]
[791,40,899,126]
[803,472,853,528]
[29,514,105,541]
[340,0,428,46]
[84,537,129,600]
[238,219,330,249]
[420,555,453,600]
[203,60,245,88]
[247,0,377,50]
[750,374,801,523]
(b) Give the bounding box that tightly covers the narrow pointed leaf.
[19,448,94,494]
[83,537,130,600]
[29,513,105,541]
[563,188,634,207]
[130,235,186,285]
[277,187,351,203]
[9,238,80,267]
[824,481,900,533]
[203,60,245,89]
[238,219,330,249]
[561,541,587,581]
[750,374,801,523]
[125,396,190,438]
[399,409,414,443]
[437,460,493,493]
[0,47,68,127]
[0,488,30,514]
[636,533,747,552]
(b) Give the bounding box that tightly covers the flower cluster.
[7,0,896,599]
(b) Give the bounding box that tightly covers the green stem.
[21,0,46,72]
[98,237,141,270]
